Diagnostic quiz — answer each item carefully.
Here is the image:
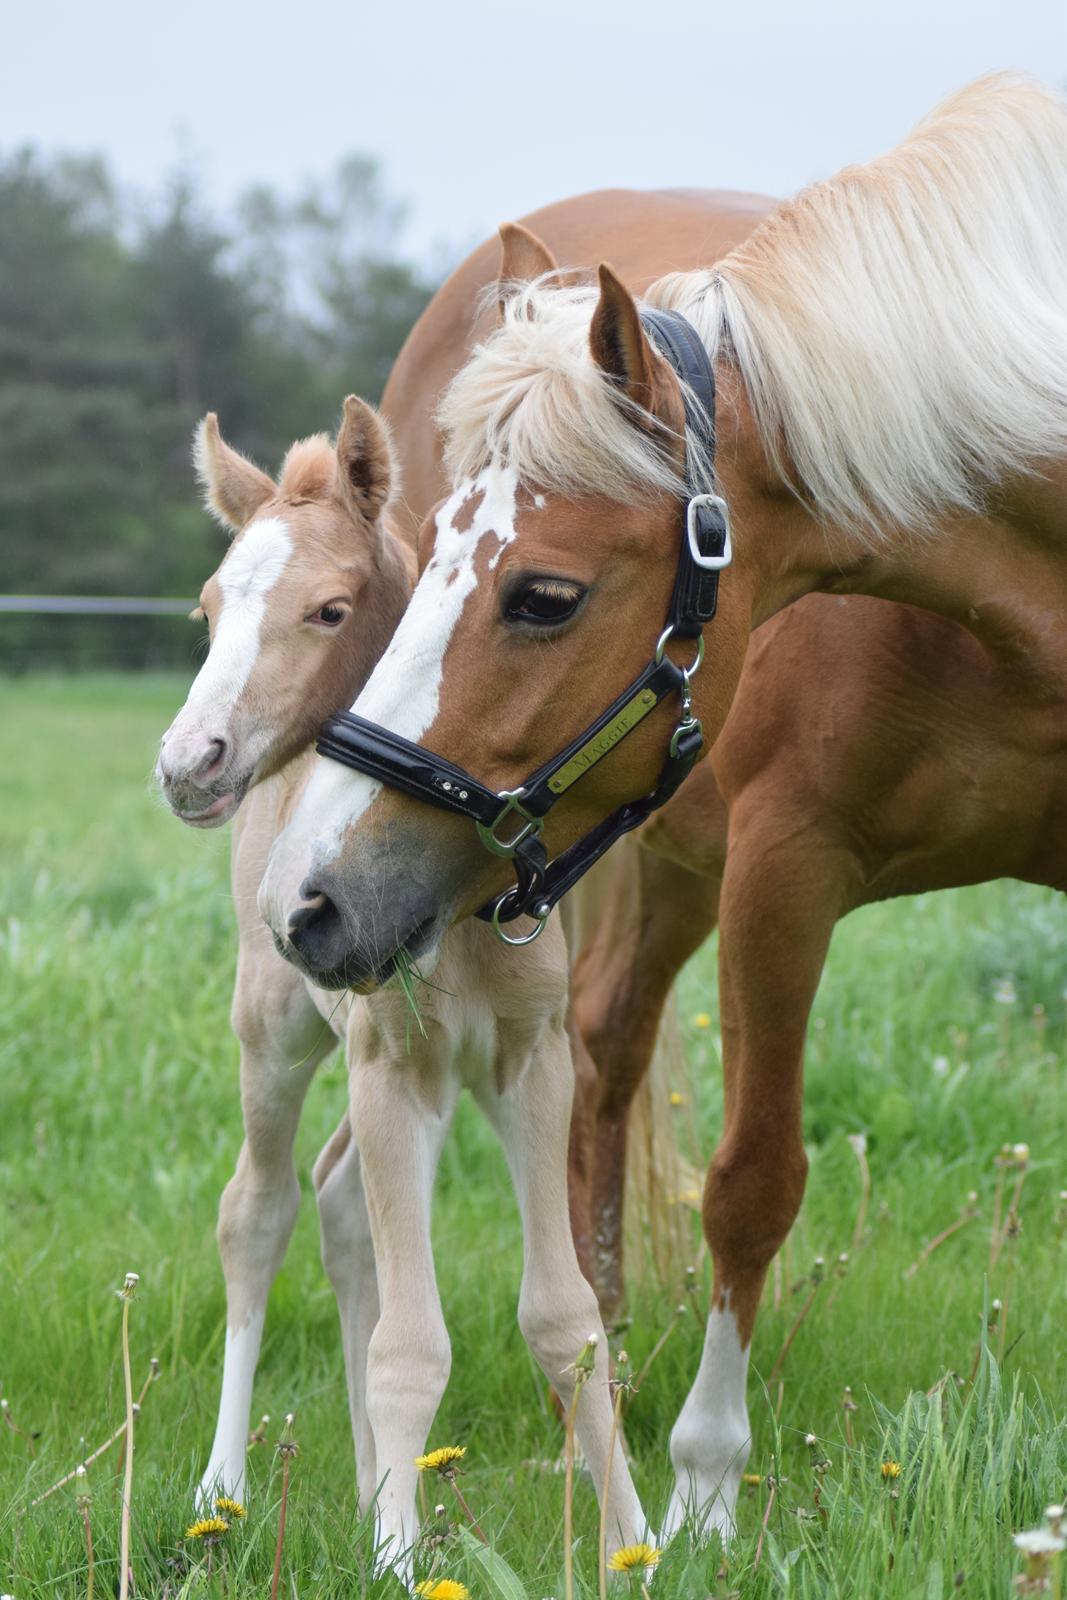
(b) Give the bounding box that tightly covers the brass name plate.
[547,687,659,796]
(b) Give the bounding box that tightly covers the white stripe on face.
[166,516,293,739]
[282,465,521,862]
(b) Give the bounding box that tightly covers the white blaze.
[164,516,293,743]
[278,464,520,863]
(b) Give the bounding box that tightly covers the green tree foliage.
[0,149,435,668]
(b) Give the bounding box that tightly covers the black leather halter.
[315,308,731,945]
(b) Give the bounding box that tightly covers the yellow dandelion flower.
[669,1090,687,1107]
[742,1472,763,1486]
[692,1013,712,1029]
[214,1496,246,1519]
[608,1543,660,1572]
[415,1581,470,1600]
[185,1516,229,1539]
[415,1445,467,1474]
[881,1460,902,1479]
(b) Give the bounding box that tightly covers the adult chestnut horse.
[261,74,1067,1535]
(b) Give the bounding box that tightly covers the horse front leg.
[348,1037,457,1579]
[197,940,335,1508]
[313,1114,380,1512]
[664,822,848,1541]
[479,1021,648,1557]
[574,850,722,1322]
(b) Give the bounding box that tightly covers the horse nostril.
[287,892,329,940]
[286,887,348,976]
[195,738,227,781]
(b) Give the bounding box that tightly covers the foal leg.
[663,822,848,1540]
[197,937,336,1507]
[347,1036,458,1575]
[314,1113,380,1511]
[479,1022,647,1554]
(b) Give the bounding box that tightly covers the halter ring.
[655,626,705,677]
[491,896,550,945]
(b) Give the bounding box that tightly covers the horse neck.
[723,395,1067,699]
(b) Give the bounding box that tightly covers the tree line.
[0,149,437,669]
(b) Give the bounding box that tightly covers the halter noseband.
[315,308,731,945]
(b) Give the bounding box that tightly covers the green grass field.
[2,674,1066,1599]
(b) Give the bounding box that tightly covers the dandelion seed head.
[847,1132,868,1156]
[1014,1528,1066,1555]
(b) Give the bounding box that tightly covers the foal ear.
[336,395,394,522]
[589,263,657,412]
[193,414,276,533]
[497,222,559,318]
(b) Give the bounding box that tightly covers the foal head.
[156,398,410,826]
[260,237,754,989]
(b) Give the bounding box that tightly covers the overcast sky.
[3,0,1065,263]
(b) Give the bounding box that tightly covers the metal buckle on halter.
[686,494,733,570]
[475,788,545,858]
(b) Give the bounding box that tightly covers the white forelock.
[438,282,717,507]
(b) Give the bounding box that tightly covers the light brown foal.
[158,405,645,1573]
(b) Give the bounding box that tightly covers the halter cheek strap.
[315,307,730,944]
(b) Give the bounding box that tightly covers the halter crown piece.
[316,308,731,945]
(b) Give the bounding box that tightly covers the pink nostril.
[195,738,227,782]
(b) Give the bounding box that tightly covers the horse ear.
[193,414,275,532]
[336,395,394,522]
[497,222,559,319]
[589,263,656,411]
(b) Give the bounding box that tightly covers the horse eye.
[310,603,345,627]
[505,579,585,628]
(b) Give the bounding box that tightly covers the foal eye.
[309,603,345,627]
[505,579,585,628]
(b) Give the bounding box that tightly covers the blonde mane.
[441,74,1067,539]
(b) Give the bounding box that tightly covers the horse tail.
[624,986,703,1298]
